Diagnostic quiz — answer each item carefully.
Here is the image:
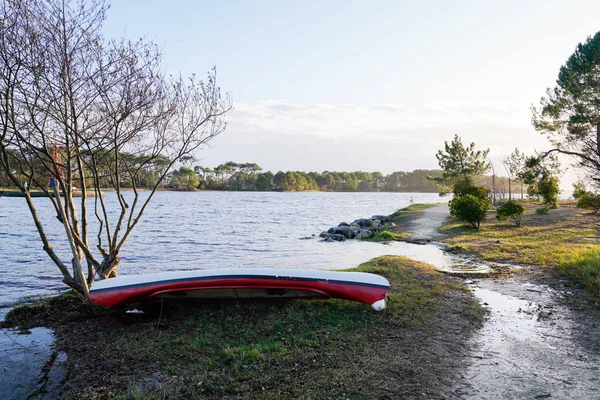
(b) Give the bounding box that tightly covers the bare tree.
[0,0,231,296]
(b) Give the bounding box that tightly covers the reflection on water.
[0,191,486,315]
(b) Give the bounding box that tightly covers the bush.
[536,206,549,215]
[449,194,491,229]
[453,180,490,200]
[575,191,600,214]
[496,200,525,227]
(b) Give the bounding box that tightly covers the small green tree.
[519,155,561,207]
[449,194,491,229]
[537,175,560,208]
[430,134,490,194]
[496,200,526,227]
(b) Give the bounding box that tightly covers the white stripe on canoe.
[90,268,389,292]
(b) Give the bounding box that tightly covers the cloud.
[197,100,567,182]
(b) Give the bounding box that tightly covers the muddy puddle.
[455,279,600,399]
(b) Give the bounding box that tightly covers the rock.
[352,218,372,228]
[371,215,390,223]
[357,229,373,239]
[332,225,356,239]
[322,214,395,242]
[371,220,382,231]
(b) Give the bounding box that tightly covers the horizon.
[102,0,600,190]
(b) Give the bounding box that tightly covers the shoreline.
[0,201,483,399]
[1,256,484,399]
[3,199,598,398]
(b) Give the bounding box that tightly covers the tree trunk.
[492,173,496,207]
[521,182,523,199]
[98,256,120,279]
[597,122,600,157]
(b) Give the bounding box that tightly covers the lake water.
[0,191,455,315]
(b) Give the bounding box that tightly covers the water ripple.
[0,192,447,305]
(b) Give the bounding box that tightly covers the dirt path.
[404,203,449,241]
[405,206,600,399]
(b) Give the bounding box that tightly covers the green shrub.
[496,200,526,227]
[535,206,549,215]
[453,180,490,200]
[449,194,491,229]
[576,192,600,214]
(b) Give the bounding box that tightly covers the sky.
[102,0,600,189]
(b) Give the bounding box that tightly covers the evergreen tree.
[533,31,600,189]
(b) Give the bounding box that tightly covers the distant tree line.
[167,162,446,192]
[2,153,520,194]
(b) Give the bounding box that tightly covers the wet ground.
[404,203,450,241]
[0,326,65,399]
[412,205,600,399]
[455,279,600,399]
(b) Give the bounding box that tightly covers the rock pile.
[320,215,394,241]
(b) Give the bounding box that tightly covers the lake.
[0,191,453,315]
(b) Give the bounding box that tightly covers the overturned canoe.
[89,268,390,311]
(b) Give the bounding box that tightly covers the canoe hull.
[89,269,390,311]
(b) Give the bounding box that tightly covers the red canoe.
[89,268,390,311]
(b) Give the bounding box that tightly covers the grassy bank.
[2,256,484,399]
[441,200,600,303]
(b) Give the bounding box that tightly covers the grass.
[3,256,484,399]
[558,247,600,304]
[441,199,600,303]
[364,229,406,241]
[441,201,598,267]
